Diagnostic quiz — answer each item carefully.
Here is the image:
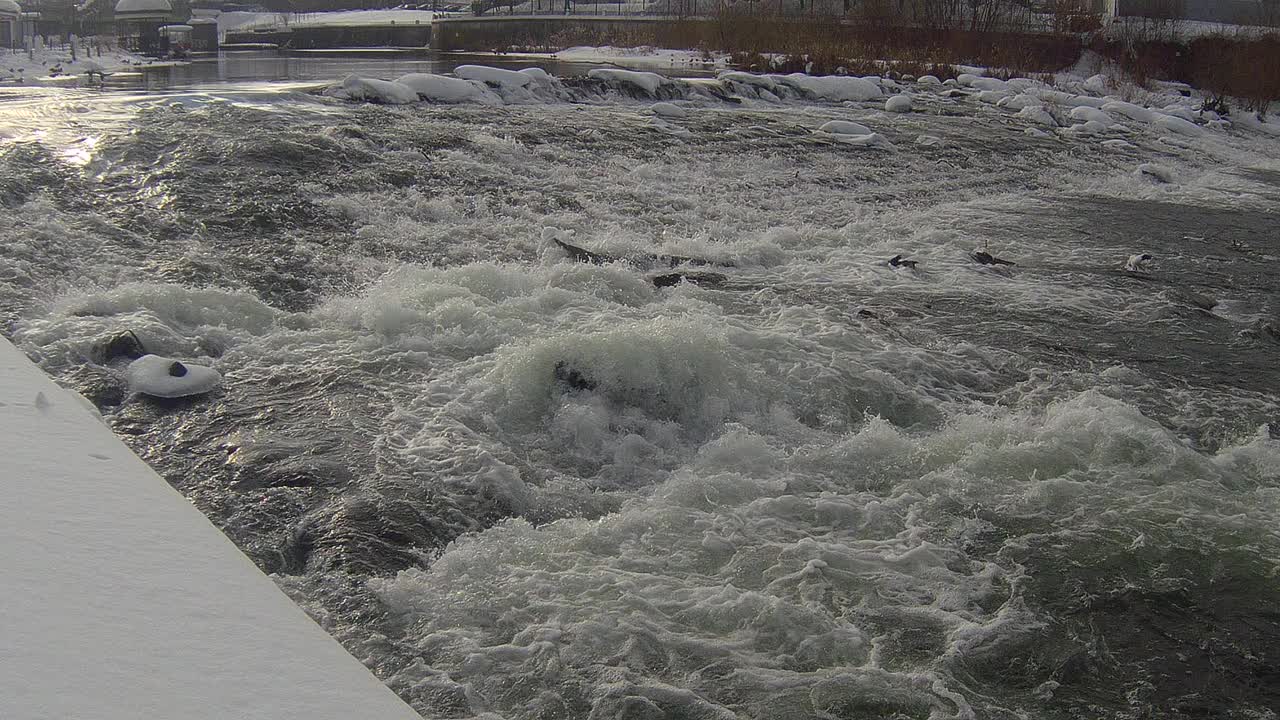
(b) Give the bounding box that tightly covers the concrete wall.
[431,15,669,51]
[1110,0,1278,25]
[225,23,431,48]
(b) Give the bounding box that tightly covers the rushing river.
[2,66,1279,719]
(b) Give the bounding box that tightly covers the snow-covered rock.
[1069,105,1114,126]
[127,354,221,398]
[395,73,499,104]
[976,90,1011,104]
[884,94,913,113]
[917,75,942,85]
[1083,73,1109,94]
[957,74,1008,92]
[1101,139,1135,150]
[998,93,1043,110]
[1154,114,1205,137]
[1102,100,1156,123]
[818,120,873,135]
[775,74,882,102]
[1017,105,1057,126]
[588,68,670,95]
[1025,127,1053,139]
[327,74,418,104]
[650,101,690,118]
[454,65,532,89]
[717,71,778,89]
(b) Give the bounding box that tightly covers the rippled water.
[3,73,1279,719]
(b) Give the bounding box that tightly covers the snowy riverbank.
[0,44,175,85]
[0,337,422,720]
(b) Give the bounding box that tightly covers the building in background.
[114,0,172,52]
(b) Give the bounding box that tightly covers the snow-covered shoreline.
[0,336,421,720]
[0,44,180,86]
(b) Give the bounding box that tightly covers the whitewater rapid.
[2,70,1279,719]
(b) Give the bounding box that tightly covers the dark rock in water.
[93,330,146,363]
[555,237,611,265]
[554,361,596,392]
[651,271,728,288]
[168,361,189,378]
[888,254,919,269]
[970,250,1016,266]
[555,237,733,270]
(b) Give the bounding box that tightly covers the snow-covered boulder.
[454,65,532,89]
[1102,100,1156,123]
[998,93,1043,110]
[1154,114,1205,137]
[650,101,690,118]
[1017,105,1057,126]
[957,74,1008,92]
[818,120,873,135]
[717,71,778,90]
[1101,139,1135,150]
[395,73,500,104]
[1069,105,1114,126]
[1083,73,1109,94]
[976,90,1010,104]
[884,94,913,113]
[327,74,418,104]
[588,68,670,96]
[127,355,221,399]
[917,75,942,85]
[775,74,882,102]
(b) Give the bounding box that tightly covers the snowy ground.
[0,44,167,85]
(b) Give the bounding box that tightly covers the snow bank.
[588,68,670,96]
[0,337,421,720]
[0,44,161,85]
